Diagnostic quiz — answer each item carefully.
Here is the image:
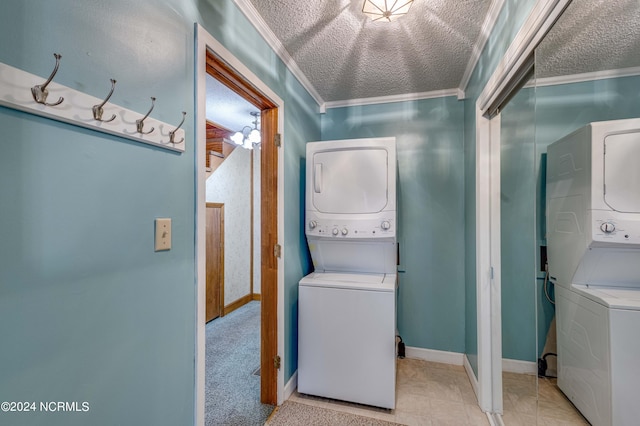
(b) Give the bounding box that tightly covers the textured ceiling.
[536,0,640,78]
[208,0,640,125]
[248,0,492,102]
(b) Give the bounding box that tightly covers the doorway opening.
[195,24,285,425]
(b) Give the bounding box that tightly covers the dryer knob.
[332,228,339,236]
[381,220,391,230]
[309,220,317,229]
[341,228,348,236]
[600,222,615,233]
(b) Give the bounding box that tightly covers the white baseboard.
[405,346,464,365]
[283,370,297,402]
[502,358,537,375]
[463,354,480,400]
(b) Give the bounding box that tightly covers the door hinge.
[274,133,282,147]
[274,355,281,370]
[274,243,282,258]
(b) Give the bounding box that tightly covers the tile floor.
[289,358,589,425]
[503,373,589,425]
[290,358,488,425]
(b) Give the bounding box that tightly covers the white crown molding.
[324,88,459,110]
[526,66,640,88]
[232,0,325,108]
[458,0,506,99]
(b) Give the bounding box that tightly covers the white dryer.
[298,137,397,409]
[547,118,640,426]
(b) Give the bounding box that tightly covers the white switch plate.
[155,218,172,251]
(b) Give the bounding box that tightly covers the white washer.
[556,285,640,425]
[298,272,396,409]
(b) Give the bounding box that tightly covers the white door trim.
[194,23,286,426]
[475,105,502,413]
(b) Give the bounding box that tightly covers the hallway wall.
[0,0,320,425]
[0,1,196,425]
[206,147,252,305]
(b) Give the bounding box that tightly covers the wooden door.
[206,203,224,323]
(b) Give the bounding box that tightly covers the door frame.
[195,23,285,425]
[473,0,572,417]
[475,107,502,414]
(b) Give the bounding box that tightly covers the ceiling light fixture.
[230,111,261,150]
[362,0,414,22]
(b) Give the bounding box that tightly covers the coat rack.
[0,54,186,153]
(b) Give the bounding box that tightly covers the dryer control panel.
[306,217,396,239]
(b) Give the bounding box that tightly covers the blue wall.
[0,0,319,424]
[321,97,466,352]
[0,2,196,425]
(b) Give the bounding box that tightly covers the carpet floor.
[266,401,405,426]
[205,301,274,425]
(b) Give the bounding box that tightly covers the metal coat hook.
[136,97,155,135]
[169,111,186,144]
[92,79,117,122]
[31,53,64,106]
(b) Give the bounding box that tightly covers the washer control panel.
[306,217,396,239]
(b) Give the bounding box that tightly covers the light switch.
[155,218,172,251]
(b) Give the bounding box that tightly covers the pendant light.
[362,0,414,22]
[230,111,261,150]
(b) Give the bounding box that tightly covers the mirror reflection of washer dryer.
[547,118,640,426]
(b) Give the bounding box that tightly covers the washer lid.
[299,272,396,292]
[573,284,640,310]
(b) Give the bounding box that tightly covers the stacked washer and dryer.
[546,118,640,426]
[298,137,397,409]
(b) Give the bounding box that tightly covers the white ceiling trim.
[232,0,325,108]
[324,88,460,110]
[477,0,572,116]
[528,66,640,88]
[458,0,506,100]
